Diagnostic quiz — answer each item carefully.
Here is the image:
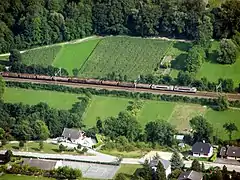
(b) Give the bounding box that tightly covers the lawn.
[1,141,82,155]
[196,41,240,87]
[79,36,172,80]
[205,108,240,140]
[3,88,81,110]
[4,87,240,140]
[53,39,100,75]
[22,46,62,66]
[83,96,130,127]
[0,174,54,180]
[138,100,175,126]
[116,164,142,175]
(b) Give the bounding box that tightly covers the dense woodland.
[1,0,240,54]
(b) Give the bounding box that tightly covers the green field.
[22,46,61,66]
[3,88,81,110]
[53,39,100,75]
[0,174,53,180]
[79,36,172,80]
[3,87,240,140]
[116,164,142,175]
[196,41,240,87]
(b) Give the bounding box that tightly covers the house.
[0,150,11,164]
[178,170,203,180]
[220,146,240,160]
[149,158,171,177]
[23,158,62,170]
[192,142,213,158]
[61,128,85,144]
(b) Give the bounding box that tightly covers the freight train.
[0,72,197,93]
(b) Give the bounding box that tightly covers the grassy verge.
[0,174,54,180]
[116,164,142,176]
[1,142,83,155]
[100,149,147,158]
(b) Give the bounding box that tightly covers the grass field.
[22,46,61,66]
[196,41,240,87]
[79,36,172,80]
[53,39,100,75]
[3,88,81,110]
[0,174,54,180]
[116,164,142,175]
[4,88,240,140]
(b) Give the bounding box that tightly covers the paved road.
[13,150,117,164]
[121,158,240,172]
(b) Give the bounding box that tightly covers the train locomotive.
[0,72,197,93]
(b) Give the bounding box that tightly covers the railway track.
[4,77,240,101]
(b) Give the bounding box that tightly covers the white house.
[192,142,213,158]
[61,128,85,144]
[149,158,171,177]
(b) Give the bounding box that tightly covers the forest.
[1,0,240,53]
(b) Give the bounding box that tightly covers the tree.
[156,161,166,180]
[177,71,194,86]
[104,112,141,141]
[0,76,5,100]
[191,159,201,172]
[223,123,238,140]
[19,140,25,149]
[55,166,82,179]
[190,116,213,143]
[39,141,44,151]
[0,128,5,139]
[9,49,22,64]
[217,39,237,64]
[222,165,230,180]
[72,68,79,77]
[168,169,183,180]
[145,120,175,146]
[32,120,50,140]
[216,95,229,111]
[196,15,213,47]
[59,144,65,152]
[170,151,183,170]
[96,118,103,134]
[185,45,205,72]
[115,173,128,180]
[201,162,205,172]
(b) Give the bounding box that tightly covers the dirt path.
[0,36,101,57]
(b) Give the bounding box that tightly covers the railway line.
[4,77,240,101]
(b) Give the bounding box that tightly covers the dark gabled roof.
[149,158,171,169]
[23,158,57,170]
[226,146,240,157]
[62,128,83,140]
[220,147,227,156]
[178,170,203,180]
[192,142,212,154]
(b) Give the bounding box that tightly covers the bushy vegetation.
[22,46,61,66]
[80,37,172,79]
[0,100,84,141]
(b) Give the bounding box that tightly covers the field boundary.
[78,38,103,73]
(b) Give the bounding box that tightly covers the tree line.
[0,100,85,142]
[1,0,240,54]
